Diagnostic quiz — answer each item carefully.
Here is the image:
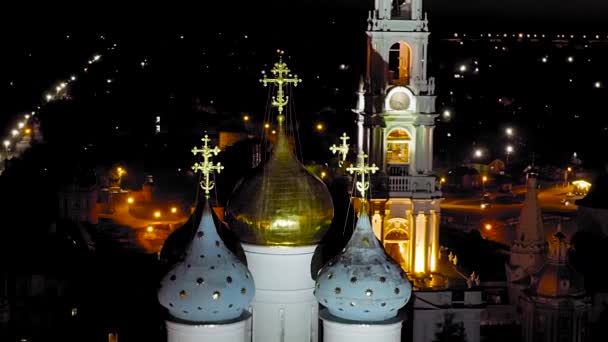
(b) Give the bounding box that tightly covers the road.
[440,184,579,245]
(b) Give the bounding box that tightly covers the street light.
[505,127,513,136]
[171,207,177,213]
[474,149,483,158]
[565,167,573,187]
[154,211,161,218]
[3,140,10,160]
[482,176,487,193]
[316,123,324,132]
[127,197,134,204]
[506,145,514,165]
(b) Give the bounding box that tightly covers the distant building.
[58,183,98,225]
[489,159,506,175]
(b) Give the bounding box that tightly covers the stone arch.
[388,41,411,85]
[383,218,410,268]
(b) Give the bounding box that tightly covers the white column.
[320,310,403,342]
[414,124,424,174]
[243,244,318,342]
[357,113,365,155]
[427,126,435,171]
[165,314,250,342]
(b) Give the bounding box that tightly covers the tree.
[433,311,468,342]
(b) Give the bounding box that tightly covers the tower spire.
[260,52,302,124]
[191,135,224,198]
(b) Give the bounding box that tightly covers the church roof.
[225,58,334,246]
[315,208,411,322]
[514,175,546,244]
[529,229,585,298]
[158,200,254,323]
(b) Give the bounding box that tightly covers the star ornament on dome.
[346,152,379,198]
[191,135,224,198]
[329,133,350,167]
[260,54,302,119]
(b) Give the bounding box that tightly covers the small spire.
[329,133,350,167]
[260,53,302,123]
[192,135,224,198]
[346,152,379,200]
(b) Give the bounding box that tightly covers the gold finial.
[191,135,224,198]
[329,133,350,167]
[260,53,302,123]
[346,152,379,199]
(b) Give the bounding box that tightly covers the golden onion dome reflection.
[225,128,334,246]
[225,56,333,246]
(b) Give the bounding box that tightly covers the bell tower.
[357,0,442,284]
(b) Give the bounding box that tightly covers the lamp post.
[505,145,513,166]
[3,140,10,160]
[564,166,572,187]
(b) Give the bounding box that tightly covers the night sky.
[1,1,607,171]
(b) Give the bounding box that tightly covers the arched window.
[386,128,410,165]
[392,0,412,19]
[384,219,410,270]
[388,42,411,85]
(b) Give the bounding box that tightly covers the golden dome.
[225,130,334,246]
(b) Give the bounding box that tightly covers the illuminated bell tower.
[358,0,442,282]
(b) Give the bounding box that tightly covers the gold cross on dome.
[329,133,350,167]
[260,53,302,122]
[346,152,379,198]
[191,135,224,198]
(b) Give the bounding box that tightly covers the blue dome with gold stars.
[158,201,255,323]
[315,208,411,322]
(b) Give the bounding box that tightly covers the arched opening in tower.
[389,42,411,85]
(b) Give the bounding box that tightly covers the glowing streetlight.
[484,223,492,230]
[24,128,31,135]
[271,130,276,135]
[474,149,483,158]
[154,211,161,218]
[127,197,134,204]
[594,81,602,88]
[316,123,324,132]
[147,226,153,232]
[459,65,467,72]
[243,115,250,122]
[11,130,18,137]
[482,176,488,183]
[171,207,177,213]
[17,122,24,129]
[567,56,574,63]
[440,177,446,184]
[443,110,451,119]
[505,127,513,136]
[506,145,514,165]
[3,140,10,159]
[320,171,327,179]
[264,123,270,129]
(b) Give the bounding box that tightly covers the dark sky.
[2,0,607,34]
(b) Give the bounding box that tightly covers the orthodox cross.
[329,133,350,167]
[346,152,379,198]
[260,54,302,124]
[192,135,224,198]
